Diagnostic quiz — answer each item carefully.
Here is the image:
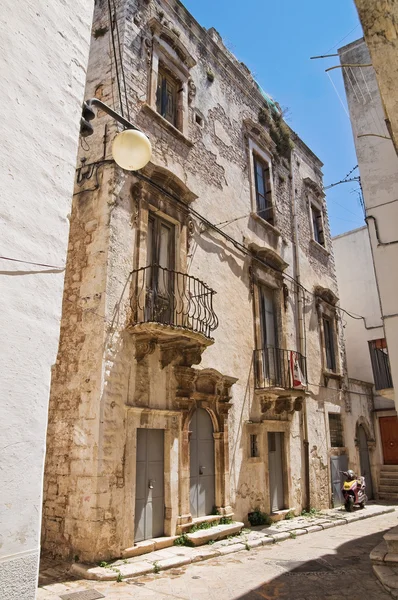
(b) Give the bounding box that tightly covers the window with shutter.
[156,66,178,127]
[311,205,325,247]
[323,316,336,371]
[253,154,273,225]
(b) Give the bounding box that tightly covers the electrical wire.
[107,0,123,116]
[323,24,361,55]
[111,0,130,121]
[0,256,65,270]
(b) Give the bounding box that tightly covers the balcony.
[130,265,219,342]
[254,347,307,392]
[369,339,393,395]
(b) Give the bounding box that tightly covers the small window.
[253,154,273,225]
[329,414,344,448]
[323,316,336,371]
[195,113,203,127]
[369,338,393,390]
[311,205,325,246]
[156,65,179,127]
[250,434,259,458]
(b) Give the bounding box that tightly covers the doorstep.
[67,503,396,582]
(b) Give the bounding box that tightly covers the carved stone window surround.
[147,18,196,138]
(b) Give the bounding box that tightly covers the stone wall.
[42,0,348,562]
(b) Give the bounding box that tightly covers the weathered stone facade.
[41,0,372,563]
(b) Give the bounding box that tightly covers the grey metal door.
[268,432,284,511]
[330,454,348,506]
[358,425,373,499]
[135,429,164,542]
[190,408,215,518]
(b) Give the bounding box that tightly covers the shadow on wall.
[193,224,253,303]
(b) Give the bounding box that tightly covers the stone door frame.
[123,407,182,549]
[262,420,292,514]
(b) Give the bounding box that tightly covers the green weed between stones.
[153,561,161,574]
[248,509,272,527]
[173,534,194,547]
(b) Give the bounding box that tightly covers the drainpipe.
[290,150,310,511]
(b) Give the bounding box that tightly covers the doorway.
[146,213,175,325]
[330,454,348,506]
[380,416,398,465]
[268,432,284,511]
[358,425,373,499]
[190,408,215,518]
[135,428,165,542]
[259,286,278,384]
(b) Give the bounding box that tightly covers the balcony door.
[259,286,278,384]
[146,213,175,324]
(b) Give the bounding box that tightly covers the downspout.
[290,150,310,511]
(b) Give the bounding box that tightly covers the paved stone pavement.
[37,510,398,599]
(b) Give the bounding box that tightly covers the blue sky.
[183,0,364,236]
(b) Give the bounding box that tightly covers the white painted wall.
[333,227,383,382]
[339,38,398,409]
[0,1,93,598]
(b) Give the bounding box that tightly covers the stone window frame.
[146,18,196,140]
[304,178,329,255]
[310,199,326,248]
[132,168,197,278]
[325,404,347,458]
[315,290,342,378]
[251,263,285,355]
[247,138,280,234]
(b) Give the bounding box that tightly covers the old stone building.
[41,0,373,563]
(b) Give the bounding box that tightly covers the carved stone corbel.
[186,216,195,254]
[188,78,196,105]
[135,338,157,362]
[130,182,144,228]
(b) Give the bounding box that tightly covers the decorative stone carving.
[260,393,304,416]
[135,338,156,362]
[130,182,144,228]
[188,78,196,105]
[174,366,197,400]
[133,12,142,27]
[142,36,153,65]
[160,339,205,369]
[186,216,195,253]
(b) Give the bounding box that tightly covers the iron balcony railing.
[130,264,219,339]
[254,347,307,390]
[369,340,393,390]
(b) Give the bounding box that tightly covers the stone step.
[121,536,178,559]
[185,521,244,546]
[379,485,398,494]
[380,465,398,473]
[378,492,398,501]
[179,514,233,534]
[380,477,398,486]
[384,526,398,555]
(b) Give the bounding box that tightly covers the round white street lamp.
[112,129,152,171]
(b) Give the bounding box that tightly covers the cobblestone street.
[37,510,398,599]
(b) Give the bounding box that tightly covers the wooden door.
[330,454,348,506]
[135,429,165,542]
[358,425,373,499]
[190,409,215,518]
[268,432,284,512]
[380,416,398,465]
